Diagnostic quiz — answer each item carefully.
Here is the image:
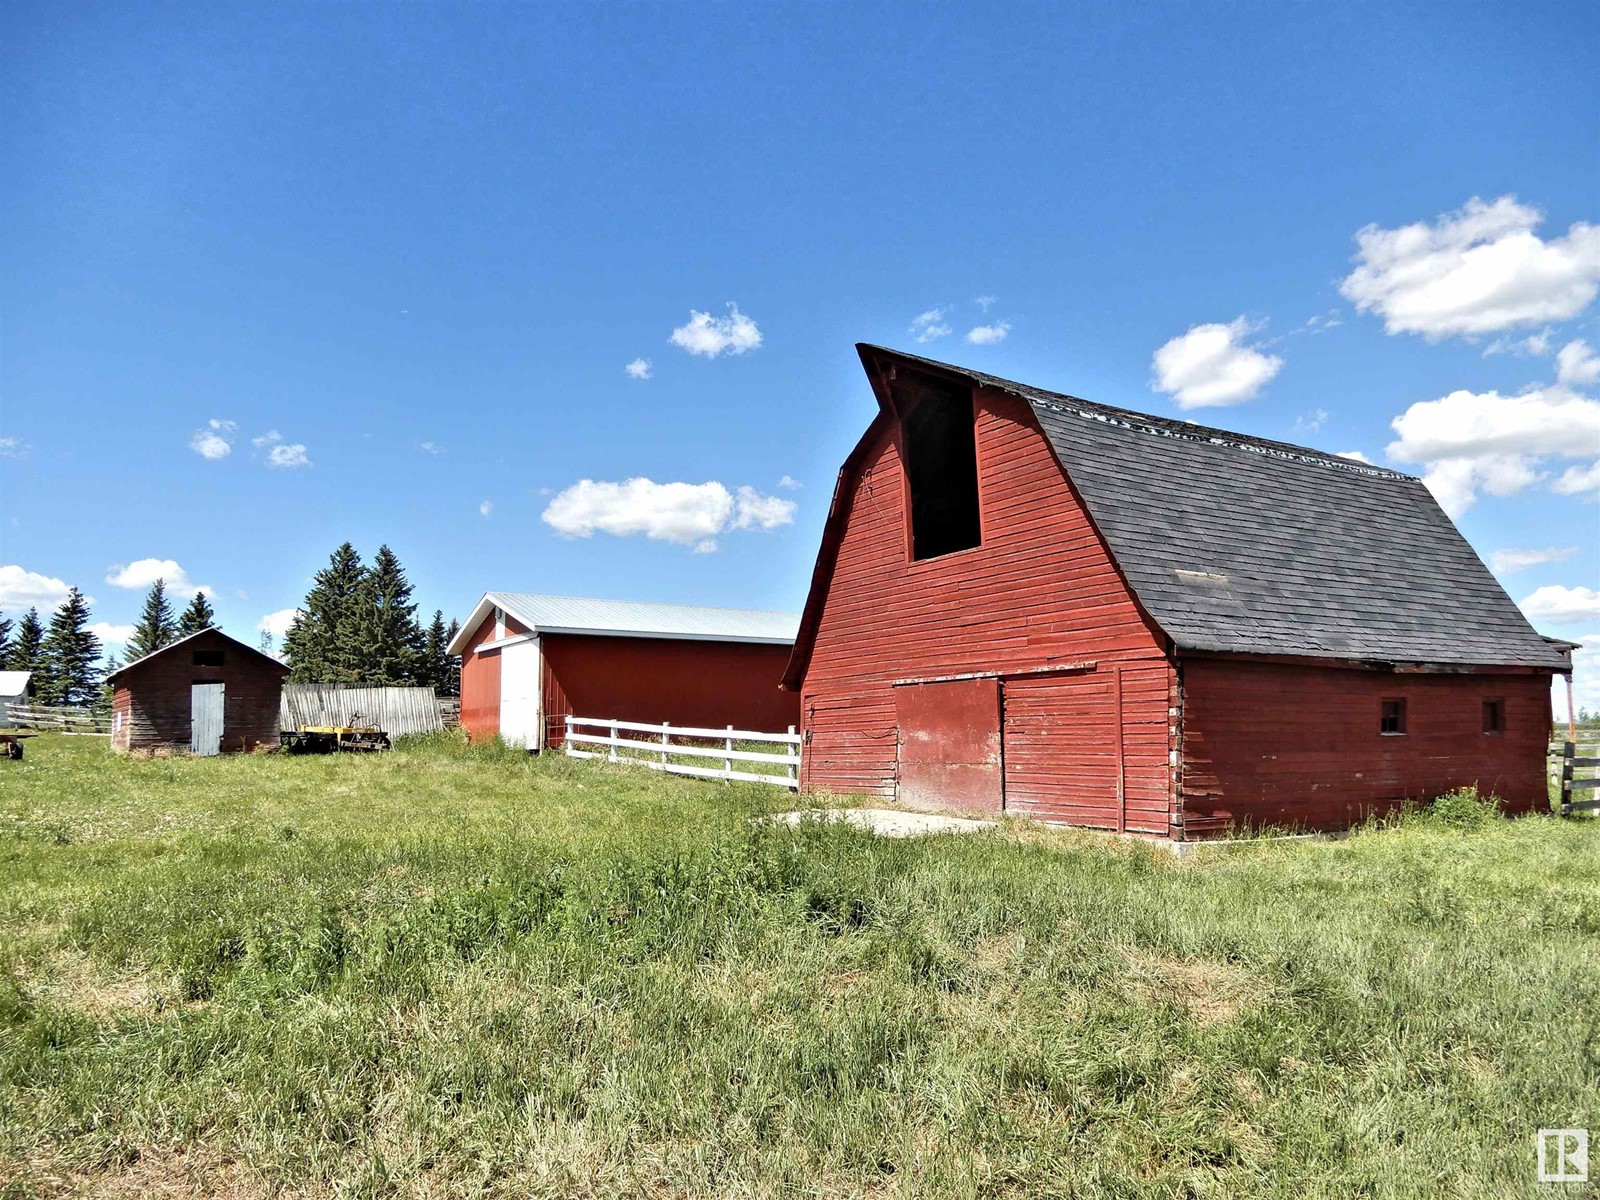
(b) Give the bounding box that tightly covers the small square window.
[1380,698,1406,735]
[193,649,224,667]
[1482,698,1504,733]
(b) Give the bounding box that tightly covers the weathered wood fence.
[280,685,444,738]
[5,704,112,735]
[1553,736,1600,817]
[564,716,799,789]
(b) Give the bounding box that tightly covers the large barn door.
[893,677,1002,814]
[1002,669,1122,828]
[191,682,224,756]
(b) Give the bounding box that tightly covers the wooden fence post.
[661,722,670,768]
[608,720,618,763]
[1562,740,1575,817]
[725,725,734,781]
[787,725,798,790]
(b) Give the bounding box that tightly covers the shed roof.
[0,671,32,696]
[106,627,290,682]
[447,593,800,655]
[783,345,1567,684]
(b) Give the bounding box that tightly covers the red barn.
[781,345,1568,838]
[447,593,801,749]
[108,628,289,755]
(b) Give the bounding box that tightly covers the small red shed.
[108,628,289,755]
[782,345,1570,838]
[447,593,801,749]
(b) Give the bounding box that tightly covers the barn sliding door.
[894,677,1003,814]
[191,682,224,756]
[1002,670,1122,829]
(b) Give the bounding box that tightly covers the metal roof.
[448,592,800,655]
[787,346,1569,677]
[0,671,32,696]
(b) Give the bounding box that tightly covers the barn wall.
[798,388,1174,832]
[458,612,528,742]
[113,629,285,754]
[540,633,798,748]
[1179,659,1553,836]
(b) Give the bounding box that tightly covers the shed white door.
[499,639,542,749]
[191,683,224,756]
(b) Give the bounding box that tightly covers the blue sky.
[3,3,1598,702]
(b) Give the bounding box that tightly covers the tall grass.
[1,735,1596,1198]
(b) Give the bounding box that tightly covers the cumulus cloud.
[251,431,311,468]
[669,304,762,358]
[1553,460,1600,499]
[88,622,134,645]
[1151,318,1283,408]
[910,309,952,343]
[1385,384,1600,515]
[258,608,300,638]
[420,441,444,455]
[966,321,1011,345]
[1520,585,1600,627]
[0,436,26,458]
[777,474,802,490]
[1557,339,1600,387]
[106,559,210,599]
[478,500,493,517]
[1489,546,1581,575]
[541,478,794,549]
[189,418,236,460]
[1339,196,1600,339]
[1294,408,1329,433]
[974,295,997,313]
[1336,450,1373,464]
[0,565,73,612]
[625,358,652,380]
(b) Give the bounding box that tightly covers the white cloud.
[1561,635,1600,717]
[1489,546,1581,575]
[777,474,802,490]
[258,608,300,638]
[910,309,952,343]
[692,539,718,555]
[541,478,794,549]
[669,304,762,358]
[975,295,997,313]
[1385,384,1600,515]
[105,559,210,599]
[88,622,134,645]
[420,441,444,455]
[1487,329,1553,357]
[1339,196,1600,339]
[478,500,493,517]
[1151,317,1283,408]
[1520,585,1600,627]
[1294,408,1329,433]
[1336,450,1372,464]
[1553,460,1600,499]
[625,358,652,380]
[0,436,26,458]
[252,430,310,468]
[731,486,797,531]
[189,418,236,460]
[1557,339,1600,387]
[0,565,72,612]
[1300,310,1343,334]
[966,321,1011,346]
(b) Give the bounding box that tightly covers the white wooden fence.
[564,716,800,789]
[5,704,111,736]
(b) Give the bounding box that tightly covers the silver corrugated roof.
[486,593,799,644]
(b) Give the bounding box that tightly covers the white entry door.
[191,682,224,756]
[499,639,542,750]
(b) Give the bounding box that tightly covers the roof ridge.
[491,591,799,616]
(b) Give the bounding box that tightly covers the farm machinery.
[280,714,391,754]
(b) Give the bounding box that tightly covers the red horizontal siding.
[457,612,506,743]
[1179,659,1552,836]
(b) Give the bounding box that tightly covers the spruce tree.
[357,545,424,684]
[127,579,178,661]
[444,618,461,697]
[39,589,102,705]
[177,592,218,637]
[282,543,369,683]
[0,616,11,667]
[421,609,450,691]
[9,608,47,686]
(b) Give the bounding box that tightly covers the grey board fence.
[280,685,444,738]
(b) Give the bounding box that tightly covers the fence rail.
[564,716,799,789]
[280,685,444,738]
[5,704,112,736]
[1552,738,1600,817]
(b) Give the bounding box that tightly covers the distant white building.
[0,671,34,724]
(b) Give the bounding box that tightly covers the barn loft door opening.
[898,374,981,561]
[893,677,1002,814]
[191,682,224,756]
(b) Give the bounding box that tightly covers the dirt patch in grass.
[40,950,156,1019]
[1124,949,1264,1027]
[18,1146,269,1200]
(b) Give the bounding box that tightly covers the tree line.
[0,590,107,706]
[282,543,460,694]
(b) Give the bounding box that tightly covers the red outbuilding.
[108,628,289,755]
[447,593,801,749]
[782,345,1571,838]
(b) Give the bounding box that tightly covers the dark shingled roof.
[859,345,1566,669]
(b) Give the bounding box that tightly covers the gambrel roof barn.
[783,345,1566,838]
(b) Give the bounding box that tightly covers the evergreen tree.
[356,545,424,684]
[177,592,218,637]
[39,589,102,705]
[0,616,11,667]
[421,609,450,691]
[444,618,461,697]
[8,608,47,684]
[98,653,121,713]
[127,579,179,661]
[282,543,369,683]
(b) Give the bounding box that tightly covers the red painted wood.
[1180,659,1552,836]
[111,629,287,754]
[794,385,1175,830]
[457,613,506,742]
[894,677,1002,813]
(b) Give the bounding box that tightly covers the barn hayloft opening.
[899,374,981,561]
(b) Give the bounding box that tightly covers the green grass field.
[1,734,1597,1198]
